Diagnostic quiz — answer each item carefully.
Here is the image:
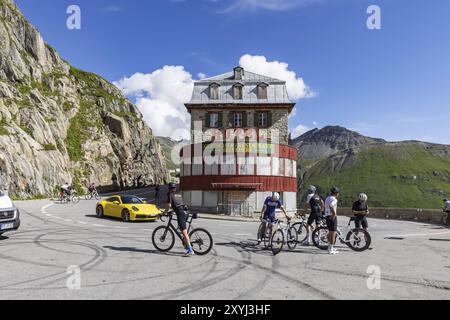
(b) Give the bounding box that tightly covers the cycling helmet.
[307,185,317,194]
[272,192,280,201]
[445,198,449,202]
[330,186,340,195]
[168,182,177,190]
[359,193,368,202]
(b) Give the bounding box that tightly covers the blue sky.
[14,0,450,144]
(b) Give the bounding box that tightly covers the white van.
[0,191,20,236]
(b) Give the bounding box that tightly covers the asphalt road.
[1,188,450,300]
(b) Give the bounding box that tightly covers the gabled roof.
[198,70,286,84]
[186,67,294,106]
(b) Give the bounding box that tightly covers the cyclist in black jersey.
[163,183,194,256]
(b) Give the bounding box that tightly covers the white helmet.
[272,192,280,201]
[307,185,317,194]
[359,193,368,202]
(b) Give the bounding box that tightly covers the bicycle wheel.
[345,229,371,252]
[287,226,298,250]
[152,226,175,252]
[71,195,80,204]
[85,194,91,200]
[292,222,307,243]
[189,228,213,255]
[312,226,330,250]
[257,222,269,249]
[94,192,101,200]
[271,229,284,255]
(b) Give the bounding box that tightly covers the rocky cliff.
[0,0,170,198]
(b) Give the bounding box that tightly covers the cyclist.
[258,192,291,245]
[302,185,324,246]
[324,186,340,255]
[352,193,369,231]
[60,182,70,200]
[163,183,194,257]
[444,198,450,226]
[88,183,97,196]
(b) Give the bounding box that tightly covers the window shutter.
[268,111,273,127]
[243,112,247,128]
[254,112,259,127]
[218,112,223,127]
[205,113,210,128]
[228,112,234,127]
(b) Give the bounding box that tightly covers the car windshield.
[121,196,143,204]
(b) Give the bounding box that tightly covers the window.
[234,112,243,128]
[258,112,268,128]
[258,84,268,99]
[238,156,255,175]
[210,113,219,128]
[234,67,243,80]
[233,84,243,100]
[257,157,271,176]
[210,84,219,100]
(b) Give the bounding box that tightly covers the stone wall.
[295,207,450,226]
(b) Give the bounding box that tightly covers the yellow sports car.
[96,195,161,222]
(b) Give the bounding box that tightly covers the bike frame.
[161,211,194,242]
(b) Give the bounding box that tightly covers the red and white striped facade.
[181,67,297,214]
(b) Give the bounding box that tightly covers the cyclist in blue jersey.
[257,192,291,244]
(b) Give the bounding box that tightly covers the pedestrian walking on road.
[444,198,450,226]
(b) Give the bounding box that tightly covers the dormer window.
[233,84,243,100]
[209,83,220,100]
[234,67,244,80]
[257,83,268,99]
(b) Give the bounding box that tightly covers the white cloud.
[114,66,193,140]
[239,54,315,100]
[291,124,311,139]
[197,72,207,80]
[219,0,322,13]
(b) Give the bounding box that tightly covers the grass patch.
[43,144,57,151]
[301,144,450,209]
[0,118,9,136]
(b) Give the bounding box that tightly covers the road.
[1,188,449,300]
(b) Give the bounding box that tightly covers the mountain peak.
[291,125,384,161]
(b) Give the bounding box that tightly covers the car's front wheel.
[96,205,104,218]
[121,209,131,222]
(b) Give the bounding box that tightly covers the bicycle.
[312,217,371,252]
[59,191,80,204]
[85,189,101,200]
[291,211,326,244]
[270,218,298,255]
[152,210,213,255]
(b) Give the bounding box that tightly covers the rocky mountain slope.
[156,136,190,171]
[293,126,450,208]
[0,0,170,198]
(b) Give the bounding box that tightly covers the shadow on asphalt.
[84,214,158,224]
[215,240,332,255]
[103,246,186,257]
[0,235,9,241]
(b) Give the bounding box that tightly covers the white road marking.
[141,229,153,232]
[92,224,105,227]
[64,219,72,222]
[234,233,252,236]
[40,203,54,214]
[45,214,52,217]
[113,226,129,229]
[77,221,87,224]
[384,230,450,238]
